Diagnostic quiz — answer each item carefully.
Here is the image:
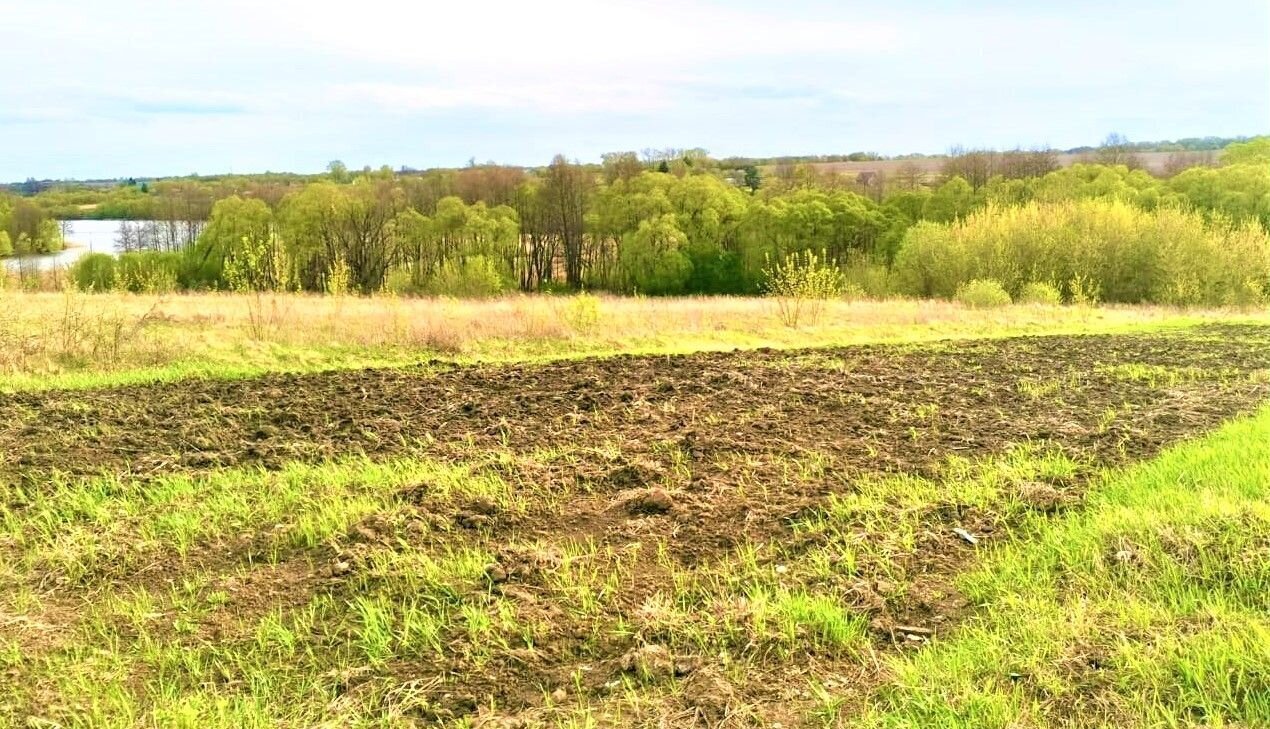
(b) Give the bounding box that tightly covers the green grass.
[0,454,522,585]
[3,413,1267,726]
[857,406,1270,728]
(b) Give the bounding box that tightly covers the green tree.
[1219,137,1270,166]
[619,214,693,294]
[327,160,351,184]
[1169,163,1270,229]
[921,177,979,222]
[192,196,274,288]
[279,180,401,292]
[391,196,519,294]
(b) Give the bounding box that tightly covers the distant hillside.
[782,150,1219,180]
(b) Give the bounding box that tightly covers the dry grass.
[1,289,1267,391]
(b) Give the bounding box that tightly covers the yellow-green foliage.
[763,249,851,327]
[954,279,1012,309]
[1017,281,1063,305]
[894,200,1270,305]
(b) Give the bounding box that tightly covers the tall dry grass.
[1,288,1265,385]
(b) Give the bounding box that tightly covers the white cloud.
[244,0,904,71]
[1,0,1265,178]
[329,79,677,115]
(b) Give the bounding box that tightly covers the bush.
[891,222,968,298]
[892,200,1270,306]
[559,292,602,333]
[1017,281,1062,305]
[763,250,848,327]
[420,256,511,298]
[117,251,181,293]
[842,256,893,299]
[71,253,118,291]
[955,279,1012,309]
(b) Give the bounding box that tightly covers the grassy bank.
[859,406,1270,728]
[2,290,1267,392]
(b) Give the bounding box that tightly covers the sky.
[3,0,1267,180]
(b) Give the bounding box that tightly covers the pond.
[3,220,199,272]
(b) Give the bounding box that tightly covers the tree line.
[7,136,1268,304]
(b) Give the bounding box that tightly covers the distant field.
[775,150,1215,179]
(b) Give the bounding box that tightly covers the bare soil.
[4,324,1270,725]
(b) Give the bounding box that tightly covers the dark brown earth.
[4,324,1270,483]
[4,324,1270,726]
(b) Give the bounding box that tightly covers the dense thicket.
[894,201,1269,306]
[0,196,63,256]
[13,135,1270,304]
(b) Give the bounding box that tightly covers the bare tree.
[513,179,557,291]
[1089,133,1145,170]
[541,155,593,289]
[892,161,928,190]
[941,147,998,190]
[999,148,1060,179]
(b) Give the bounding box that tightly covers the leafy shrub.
[891,222,968,298]
[117,252,182,293]
[325,256,352,296]
[893,200,1270,306]
[842,257,892,299]
[71,253,118,291]
[955,279,1012,309]
[1017,281,1062,305]
[382,267,419,296]
[420,256,511,298]
[224,233,293,293]
[763,250,847,327]
[560,292,602,333]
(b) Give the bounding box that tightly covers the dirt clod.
[1016,480,1071,513]
[466,497,500,516]
[622,487,676,516]
[457,512,491,529]
[603,460,665,490]
[619,644,676,680]
[681,668,740,720]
